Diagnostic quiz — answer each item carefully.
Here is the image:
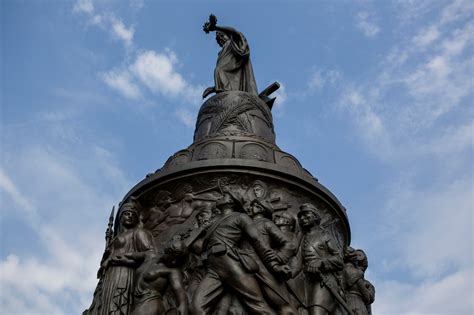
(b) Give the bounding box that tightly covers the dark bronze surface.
[84,14,374,315]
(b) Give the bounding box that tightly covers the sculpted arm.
[289,239,304,277]
[321,238,344,272]
[241,215,291,279]
[169,269,188,315]
[266,222,296,262]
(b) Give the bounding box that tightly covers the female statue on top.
[202,14,258,98]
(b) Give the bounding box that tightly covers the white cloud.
[440,0,474,25]
[1,117,132,313]
[413,25,440,47]
[129,0,145,10]
[338,4,474,313]
[131,50,187,96]
[338,88,389,154]
[175,108,195,128]
[0,168,35,215]
[375,268,474,314]
[355,11,380,37]
[271,82,288,117]
[101,69,141,99]
[308,69,341,90]
[110,17,134,47]
[73,0,94,14]
[101,49,203,108]
[73,1,135,47]
[381,175,473,278]
[339,3,473,160]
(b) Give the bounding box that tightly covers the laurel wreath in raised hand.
[203,14,217,34]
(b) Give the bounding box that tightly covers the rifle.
[318,272,354,315]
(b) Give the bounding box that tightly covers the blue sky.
[1,0,473,314]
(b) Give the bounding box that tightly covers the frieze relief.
[84,174,372,315]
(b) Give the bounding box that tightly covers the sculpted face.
[253,184,265,198]
[251,203,263,216]
[121,210,138,227]
[215,31,229,47]
[298,211,317,229]
[196,209,212,227]
[274,213,292,227]
[216,193,234,209]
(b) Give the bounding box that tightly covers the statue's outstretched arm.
[203,14,240,39]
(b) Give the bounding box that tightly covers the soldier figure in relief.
[242,199,297,314]
[191,191,291,315]
[343,247,375,315]
[294,203,346,315]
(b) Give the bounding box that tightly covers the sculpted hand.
[177,305,188,315]
[274,264,292,280]
[202,86,215,99]
[110,255,134,266]
[305,261,322,274]
[203,14,217,33]
[262,249,279,263]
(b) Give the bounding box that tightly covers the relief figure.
[293,204,349,315]
[242,199,297,315]
[190,191,291,315]
[343,248,375,315]
[85,199,154,315]
[124,240,189,315]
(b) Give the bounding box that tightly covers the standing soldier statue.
[191,191,291,314]
[294,203,352,315]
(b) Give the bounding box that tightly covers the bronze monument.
[84,14,375,315]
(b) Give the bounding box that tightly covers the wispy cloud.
[73,0,94,14]
[375,268,474,314]
[73,0,202,124]
[338,3,474,313]
[0,168,35,216]
[101,69,142,100]
[101,49,202,106]
[73,0,135,48]
[131,50,187,97]
[308,69,341,90]
[340,3,473,160]
[175,108,195,128]
[355,11,380,37]
[110,17,134,47]
[1,112,132,313]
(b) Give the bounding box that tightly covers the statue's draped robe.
[87,228,154,315]
[214,31,258,95]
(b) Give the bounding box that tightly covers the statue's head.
[155,190,174,207]
[163,239,188,266]
[216,31,229,47]
[196,206,213,227]
[273,211,296,231]
[297,203,321,229]
[120,201,139,228]
[252,180,267,199]
[216,191,234,209]
[345,247,368,271]
[250,199,273,219]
